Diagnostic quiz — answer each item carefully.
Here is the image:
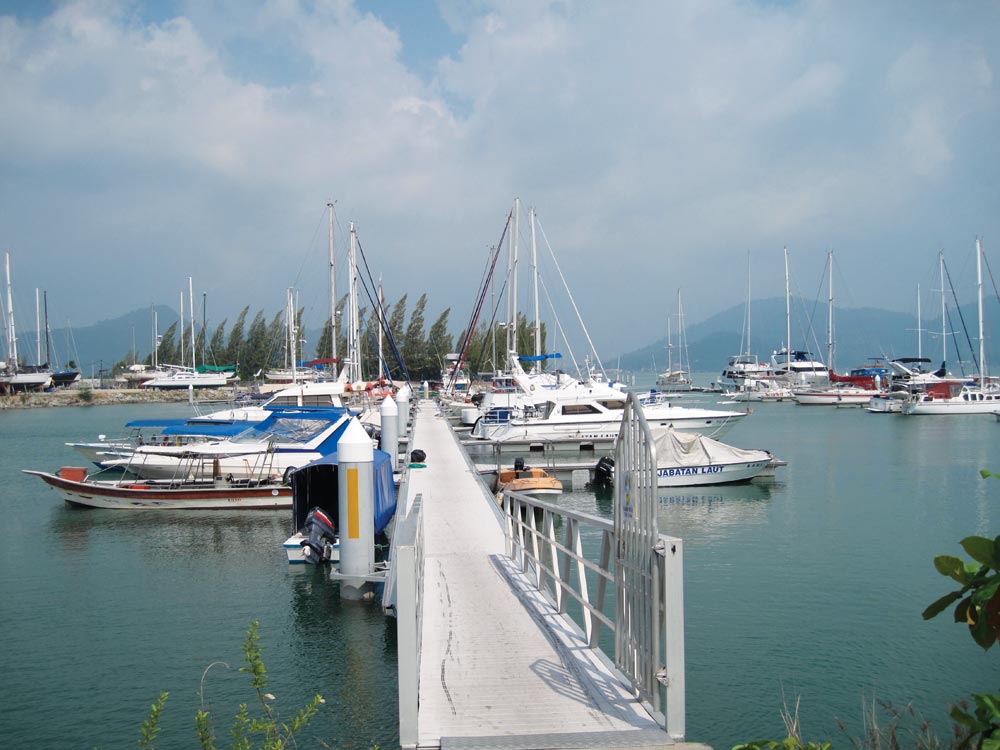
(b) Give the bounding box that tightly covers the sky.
[1,0,999,358]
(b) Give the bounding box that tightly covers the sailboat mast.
[43,290,51,366]
[5,253,17,368]
[746,251,752,357]
[940,251,946,367]
[784,247,791,369]
[827,250,833,371]
[916,285,922,360]
[530,206,540,361]
[35,288,41,366]
[977,237,986,380]
[510,197,519,357]
[348,222,360,383]
[188,276,196,370]
[179,291,185,368]
[377,278,384,380]
[151,304,157,370]
[328,201,337,364]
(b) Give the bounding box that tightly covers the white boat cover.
[652,427,769,467]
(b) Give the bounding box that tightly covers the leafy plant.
[139,621,324,750]
[922,529,1000,652]
[950,693,1000,750]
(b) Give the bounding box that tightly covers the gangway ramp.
[398,400,705,750]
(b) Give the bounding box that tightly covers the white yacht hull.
[657,456,772,487]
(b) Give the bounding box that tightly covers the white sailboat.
[902,238,1000,415]
[655,289,693,392]
[0,253,53,393]
[771,247,829,388]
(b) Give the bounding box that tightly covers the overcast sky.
[1,0,998,357]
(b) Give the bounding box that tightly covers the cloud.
[0,0,998,360]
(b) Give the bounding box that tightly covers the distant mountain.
[16,307,179,377]
[611,295,1000,379]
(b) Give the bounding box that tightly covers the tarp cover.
[653,427,769,467]
[518,353,562,362]
[294,448,397,533]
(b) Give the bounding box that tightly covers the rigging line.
[942,256,979,374]
[354,237,410,385]
[538,273,580,379]
[454,215,512,389]
[468,275,509,379]
[534,216,606,380]
[981,240,1000,307]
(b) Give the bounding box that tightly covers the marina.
[2,378,998,749]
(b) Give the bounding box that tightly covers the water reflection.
[48,506,289,561]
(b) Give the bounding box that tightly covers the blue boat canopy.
[290,449,397,534]
[518,353,562,362]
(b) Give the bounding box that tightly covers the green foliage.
[139,621,323,750]
[77,387,93,403]
[734,740,830,750]
[138,692,168,749]
[950,693,1000,750]
[922,534,1000,651]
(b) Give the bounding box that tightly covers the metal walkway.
[401,400,704,750]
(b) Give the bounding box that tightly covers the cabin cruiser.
[102,406,353,480]
[770,348,829,388]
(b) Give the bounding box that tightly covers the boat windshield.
[231,417,334,445]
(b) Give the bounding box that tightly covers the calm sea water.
[0,385,996,749]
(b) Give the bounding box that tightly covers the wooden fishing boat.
[23,465,290,510]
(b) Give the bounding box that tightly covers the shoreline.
[0,387,238,410]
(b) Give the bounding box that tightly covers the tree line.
[127,292,547,383]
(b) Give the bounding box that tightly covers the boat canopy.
[196,365,236,373]
[124,417,257,438]
[290,449,397,534]
[518,353,562,362]
[653,427,769,468]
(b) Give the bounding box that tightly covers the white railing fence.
[392,493,424,749]
[501,391,687,740]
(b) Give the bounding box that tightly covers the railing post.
[662,536,686,741]
[396,495,423,749]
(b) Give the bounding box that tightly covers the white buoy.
[422,380,429,399]
[396,385,410,440]
[337,418,375,601]
[380,395,399,471]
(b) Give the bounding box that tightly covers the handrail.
[391,494,424,749]
[498,391,687,741]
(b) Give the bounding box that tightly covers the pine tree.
[402,293,427,378]
[226,306,249,367]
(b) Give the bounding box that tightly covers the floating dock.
[397,399,707,750]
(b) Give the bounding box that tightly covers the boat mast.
[940,251,946,367]
[347,222,360,383]
[827,250,833,371]
[4,253,17,370]
[188,276,196,370]
[977,237,986,381]
[530,206,541,363]
[43,291,51,367]
[916,285,922,360]
[151,304,157,370]
[510,197,519,358]
[746,251,751,357]
[287,288,297,383]
[328,201,337,364]
[35,288,41,366]
[179,290,185,368]
[377,277,384,380]
[677,288,689,376]
[784,246,791,370]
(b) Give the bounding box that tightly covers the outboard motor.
[513,456,526,472]
[593,456,615,488]
[300,507,338,564]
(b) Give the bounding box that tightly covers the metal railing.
[500,391,687,740]
[391,493,424,749]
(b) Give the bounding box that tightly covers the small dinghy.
[495,457,563,497]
